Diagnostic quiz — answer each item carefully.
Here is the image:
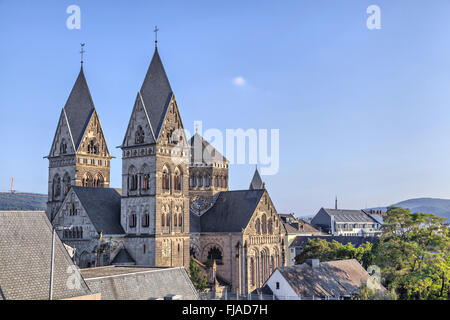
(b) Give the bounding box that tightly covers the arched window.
[53,174,61,199]
[142,212,150,227]
[129,213,137,228]
[197,175,203,187]
[190,175,195,187]
[207,247,223,263]
[268,218,273,234]
[162,167,170,191]
[60,139,67,154]
[94,173,104,188]
[255,218,261,234]
[262,214,267,234]
[82,172,94,187]
[135,125,145,144]
[128,166,138,191]
[87,139,99,154]
[174,209,178,227]
[205,175,211,187]
[214,176,218,187]
[63,173,71,195]
[178,213,183,227]
[174,169,182,191]
[70,202,77,216]
[166,212,171,227]
[161,213,166,227]
[141,164,150,191]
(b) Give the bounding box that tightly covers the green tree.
[188,256,208,293]
[295,238,373,268]
[372,207,450,300]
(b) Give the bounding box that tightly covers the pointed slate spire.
[63,66,96,149]
[139,47,173,140]
[249,166,265,190]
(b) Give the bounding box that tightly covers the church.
[47,40,285,294]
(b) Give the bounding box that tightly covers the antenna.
[11,177,15,193]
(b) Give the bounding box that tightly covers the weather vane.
[154,26,159,47]
[80,43,85,64]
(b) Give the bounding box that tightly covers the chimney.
[306,259,320,268]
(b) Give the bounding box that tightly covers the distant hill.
[0,192,47,211]
[371,198,450,222]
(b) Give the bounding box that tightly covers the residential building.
[311,208,381,236]
[264,259,384,300]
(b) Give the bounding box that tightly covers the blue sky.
[1,0,450,216]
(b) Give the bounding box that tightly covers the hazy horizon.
[2,1,450,216]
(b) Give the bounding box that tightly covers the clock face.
[162,241,171,258]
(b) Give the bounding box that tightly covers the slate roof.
[198,190,265,232]
[322,208,376,223]
[81,266,199,300]
[0,211,92,300]
[63,66,96,149]
[139,48,173,140]
[189,133,228,164]
[189,211,201,233]
[249,168,264,190]
[277,259,377,298]
[282,220,321,235]
[289,235,378,249]
[71,187,124,235]
[111,248,135,265]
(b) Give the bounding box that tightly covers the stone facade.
[46,69,111,221]
[48,47,285,295]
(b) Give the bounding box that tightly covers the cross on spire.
[154,26,159,47]
[80,43,85,65]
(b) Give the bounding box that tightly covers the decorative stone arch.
[190,244,201,259]
[174,166,183,191]
[78,251,90,268]
[62,172,71,195]
[82,172,94,187]
[255,218,261,234]
[261,213,267,234]
[141,163,150,191]
[52,173,61,200]
[94,172,104,188]
[87,138,99,154]
[60,138,67,154]
[202,243,224,264]
[135,125,145,144]
[161,164,171,191]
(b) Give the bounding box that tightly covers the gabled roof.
[0,211,92,300]
[189,133,228,164]
[111,248,135,265]
[198,189,265,232]
[321,208,376,223]
[277,259,377,298]
[63,66,96,149]
[139,48,173,140]
[81,266,199,300]
[71,187,124,235]
[249,168,264,190]
[282,220,320,235]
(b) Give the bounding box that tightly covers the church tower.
[120,45,190,268]
[188,133,229,213]
[46,65,112,221]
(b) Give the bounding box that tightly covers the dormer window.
[135,125,145,144]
